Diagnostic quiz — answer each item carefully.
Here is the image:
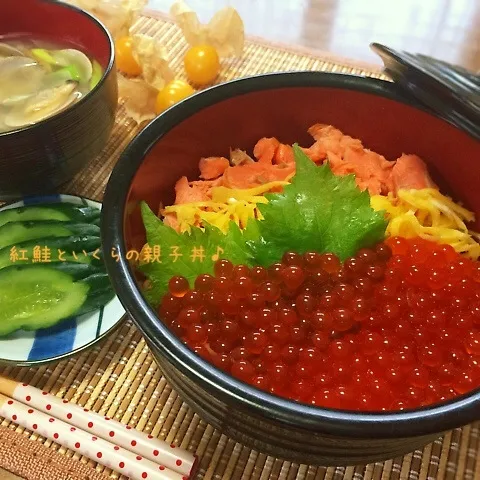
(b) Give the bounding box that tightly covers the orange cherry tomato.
[184,44,220,86]
[155,80,195,114]
[115,36,142,76]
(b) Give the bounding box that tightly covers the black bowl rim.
[0,0,115,138]
[102,71,480,439]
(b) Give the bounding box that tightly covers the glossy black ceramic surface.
[101,72,480,466]
[371,43,480,141]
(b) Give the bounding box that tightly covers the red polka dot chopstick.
[0,376,197,480]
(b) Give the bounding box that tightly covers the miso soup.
[0,37,103,133]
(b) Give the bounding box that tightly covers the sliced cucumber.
[0,235,100,270]
[0,265,89,336]
[0,221,100,250]
[76,288,115,316]
[76,273,115,316]
[82,272,111,290]
[45,262,103,281]
[0,200,113,336]
[0,204,100,228]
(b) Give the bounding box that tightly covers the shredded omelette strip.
[163,180,480,261]
[163,180,290,233]
[371,188,480,260]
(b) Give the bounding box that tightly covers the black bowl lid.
[371,43,480,141]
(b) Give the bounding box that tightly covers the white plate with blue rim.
[0,193,126,366]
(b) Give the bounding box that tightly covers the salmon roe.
[160,237,480,412]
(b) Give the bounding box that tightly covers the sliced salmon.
[163,212,180,230]
[259,163,296,184]
[254,137,280,164]
[183,178,223,203]
[223,162,270,189]
[301,143,327,163]
[199,156,229,180]
[254,138,294,166]
[301,124,395,195]
[303,124,364,162]
[222,162,294,189]
[169,123,438,228]
[344,148,394,194]
[390,154,437,193]
[274,143,295,165]
[173,176,211,205]
[230,149,255,166]
[310,124,364,151]
[189,178,223,195]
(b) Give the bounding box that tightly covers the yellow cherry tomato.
[184,44,220,86]
[155,80,195,114]
[115,36,142,76]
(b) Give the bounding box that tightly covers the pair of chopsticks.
[0,375,197,480]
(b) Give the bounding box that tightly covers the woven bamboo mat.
[1,13,479,480]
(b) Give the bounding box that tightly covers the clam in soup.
[0,38,103,133]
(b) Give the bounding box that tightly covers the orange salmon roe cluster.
[160,238,480,411]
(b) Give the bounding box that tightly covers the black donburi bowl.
[101,72,480,466]
[0,0,117,200]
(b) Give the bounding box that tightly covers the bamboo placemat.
[1,13,479,480]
